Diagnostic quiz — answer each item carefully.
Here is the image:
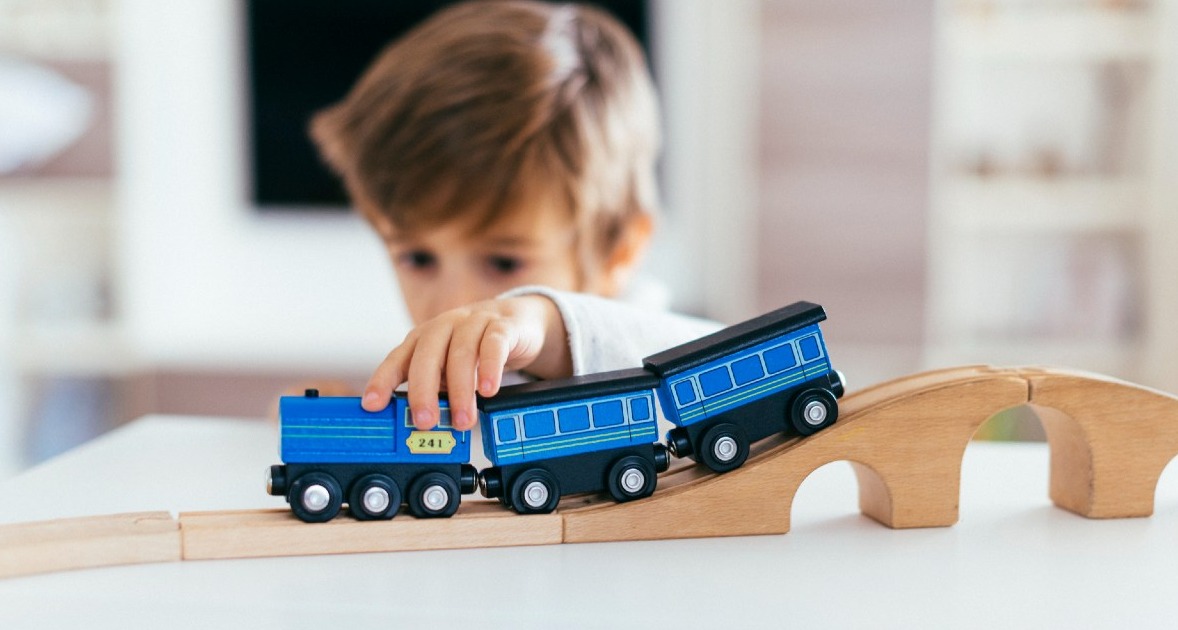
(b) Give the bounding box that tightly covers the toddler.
[311,1,719,432]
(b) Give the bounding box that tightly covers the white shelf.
[927,1,1169,390]
[12,319,397,377]
[13,321,140,377]
[944,5,1156,62]
[0,177,112,210]
[939,175,1145,233]
[0,1,113,61]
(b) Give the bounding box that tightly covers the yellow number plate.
[407,431,457,455]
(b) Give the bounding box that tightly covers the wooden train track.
[4,365,1178,579]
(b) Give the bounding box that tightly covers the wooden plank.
[180,502,562,560]
[0,512,180,579]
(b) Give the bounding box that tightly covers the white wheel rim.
[523,480,550,508]
[303,484,330,512]
[422,484,449,511]
[804,400,827,426]
[620,468,646,494]
[714,436,738,462]
[363,486,391,513]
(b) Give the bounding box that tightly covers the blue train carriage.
[267,389,477,523]
[644,301,845,473]
[477,368,671,514]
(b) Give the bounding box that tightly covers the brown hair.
[311,0,660,265]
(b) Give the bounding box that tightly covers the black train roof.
[643,301,827,378]
[477,367,660,413]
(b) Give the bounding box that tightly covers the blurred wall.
[756,0,933,383]
[116,0,405,372]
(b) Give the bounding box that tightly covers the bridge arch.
[781,460,884,532]
[1022,369,1178,518]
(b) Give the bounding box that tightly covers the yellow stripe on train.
[675,362,830,424]
[491,423,659,460]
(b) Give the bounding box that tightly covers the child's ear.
[597,213,654,297]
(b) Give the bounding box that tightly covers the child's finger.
[476,319,515,398]
[445,317,488,431]
[406,324,453,430]
[362,337,415,412]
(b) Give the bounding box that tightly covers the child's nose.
[429,276,486,315]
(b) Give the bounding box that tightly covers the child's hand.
[361,296,571,431]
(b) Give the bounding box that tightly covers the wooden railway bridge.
[4,365,1178,578]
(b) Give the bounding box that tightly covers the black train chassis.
[480,442,671,512]
[269,462,479,520]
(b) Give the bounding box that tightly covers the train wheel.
[510,469,561,514]
[606,455,657,502]
[407,472,460,518]
[289,472,343,523]
[349,474,401,521]
[790,388,838,436]
[699,423,749,473]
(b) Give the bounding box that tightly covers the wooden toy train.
[267,301,845,522]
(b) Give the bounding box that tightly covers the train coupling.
[830,370,847,399]
[460,464,479,495]
[479,467,504,499]
[652,443,671,473]
[266,465,288,497]
[666,428,692,459]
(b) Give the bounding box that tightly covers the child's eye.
[485,255,524,276]
[397,250,437,270]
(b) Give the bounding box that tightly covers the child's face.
[368,201,584,325]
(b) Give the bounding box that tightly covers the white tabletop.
[1,414,1177,629]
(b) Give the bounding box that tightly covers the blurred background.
[0,0,1175,478]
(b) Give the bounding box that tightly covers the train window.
[799,335,822,361]
[558,406,591,432]
[673,380,697,406]
[764,343,798,373]
[630,397,651,422]
[731,355,765,385]
[405,406,456,430]
[523,411,556,438]
[496,417,518,443]
[592,400,625,427]
[407,406,453,428]
[700,366,733,397]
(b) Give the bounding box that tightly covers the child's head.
[311,1,660,324]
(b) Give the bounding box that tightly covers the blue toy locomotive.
[266,393,477,522]
[267,301,844,522]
